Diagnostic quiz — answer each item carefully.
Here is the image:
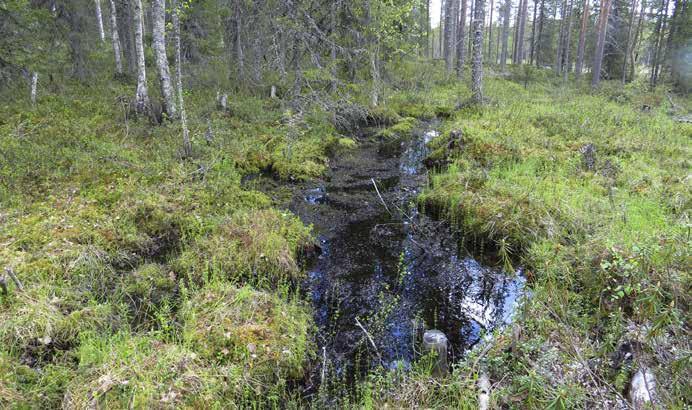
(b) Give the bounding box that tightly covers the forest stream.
[244,121,526,391]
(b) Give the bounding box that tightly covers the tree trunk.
[628,0,645,81]
[133,0,149,114]
[445,0,457,72]
[529,0,538,64]
[172,0,191,158]
[108,0,124,75]
[512,0,522,63]
[426,0,431,58]
[457,0,469,75]
[517,0,529,63]
[621,0,638,83]
[500,0,511,70]
[555,0,566,74]
[488,0,494,61]
[471,0,485,103]
[95,0,105,42]
[562,0,574,80]
[575,0,589,78]
[30,72,38,105]
[592,0,613,87]
[235,1,245,83]
[330,0,338,91]
[440,0,445,58]
[535,0,545,66]
[650,0,670,87]
[152,0,176,119]
[119,0,136,74]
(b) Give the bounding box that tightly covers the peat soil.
[243,122,525,389]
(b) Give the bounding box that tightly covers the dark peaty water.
[245,122,525,389]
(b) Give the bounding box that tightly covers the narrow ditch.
[244,120,525,395]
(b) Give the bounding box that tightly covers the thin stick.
[321,346,327,384]
[371,178,391,215]
[355,317,384,366]
[5,268,23,292]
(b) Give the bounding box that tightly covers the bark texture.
[133,0,149,114]
[592,0,613,87]
[471,0,485,103]
[108,0,124,75]
[500,0,511,70]
[575,0,589,77]
[456,0,468,76]
[172,0,191,157]
[95,0,105,42]
[152,0,177,119]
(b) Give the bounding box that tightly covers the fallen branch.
[5,267,23,292]
[355,317,384,366]
[371,178,391,216]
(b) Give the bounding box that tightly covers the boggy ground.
[246,120,525,399]
[0,69,690,408]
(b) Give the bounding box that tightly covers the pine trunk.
[500,0,511,70]
[592,0,613,87]
[562,0,574,80]
[457,0,469,75]
[575,0,589,78]
[488,0,494,61]
[517,0,529,63]
[530,0,538,64]
[621,0,638,83]
[471,0,485,103]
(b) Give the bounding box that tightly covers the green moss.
[181,283,312,385]
[173,209,311,286]
[64,335,226,409]
[0,286,120,361]
[377,117,418,139]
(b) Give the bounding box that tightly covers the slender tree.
[95,0,105,43]
[592,0,613,87]
[108,0,123,75]
[621,0,638,82]
[575,0,590,78]
[487,0,495,61]
[133,0,149,114]
[530,0,538,64]
[517,0,529,63]
[457,0,469,75]
[535,0,546,66]
[562,0,574,79]
[471,0,485,102]
[172,0,190,157]
[500,0,511,70]
[555,0,566,73]
[152,0,176,119]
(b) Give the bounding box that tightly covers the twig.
[371,178,391,215]
[321,346,327,385]
[5,268,23,292]
[355,317,384,366]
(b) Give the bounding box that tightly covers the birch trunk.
[95,0,105,42]
[592,0,613,87]
[457,0,468,76]
[133,0,149,114]
[172,0,191,157]
[108,0,124,75]
[471,0,485,103]
[30,72,38,105]
[500,0,511,70]
[152,0,177,119]
[575,0,589,78]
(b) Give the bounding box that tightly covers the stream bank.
[243,120,525,394]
